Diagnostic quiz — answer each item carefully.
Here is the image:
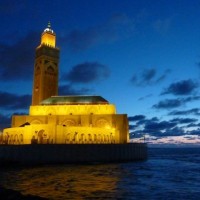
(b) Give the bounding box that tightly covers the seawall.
[0,143,147,165]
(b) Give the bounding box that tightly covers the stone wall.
[0,143,147,165]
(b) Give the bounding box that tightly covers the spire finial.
[47,21,51,28]
[43,21,54,34]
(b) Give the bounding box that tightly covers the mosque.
[1,23,129,145]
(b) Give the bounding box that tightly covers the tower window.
[47,66,54,73]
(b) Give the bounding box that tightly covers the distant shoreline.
[148,143,200,148]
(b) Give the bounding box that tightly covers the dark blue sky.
[1,0,200,144]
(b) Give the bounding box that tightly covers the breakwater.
[0,143,147,165]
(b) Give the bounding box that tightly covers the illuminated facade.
[2,23,129,145]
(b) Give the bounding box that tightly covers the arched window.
[14,135,18,144]
[47,66,55,74]
[19,134,23,144]
[88,134,92,143]
[9,135,13,144]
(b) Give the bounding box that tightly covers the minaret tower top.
[32,22,59,106]
[41,21,56,47]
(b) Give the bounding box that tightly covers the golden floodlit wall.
[3,125,118,145]
[29,104,116,116]
[2,113,129,145]
[41,32,56,47]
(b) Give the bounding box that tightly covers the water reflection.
[1,148,200,199]
[0,164,130,199]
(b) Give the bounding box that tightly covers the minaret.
[32,22,60,105]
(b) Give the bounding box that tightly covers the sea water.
[0,147,200,199]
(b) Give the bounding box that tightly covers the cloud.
[131,68,156,86]
[59,84,91,95]
[133,118,185,137]
[152,99,182,109]
[129,115,152,128]
[184,95,200,102]
[138,93,153,101]
[153,95,200,110]
[135,117,159,126]
[0,91,31,110]
[130,68,170,86]
[142,68,156,82]
[159,127,185,137]
[0,0,24,14]
[156,69,171,83]
[129,125,135,130]
[170,117,198,124]
[168,108,200,116]
[60,13,135,52]
[62,62,110,84]
[128,115,147,134]
[144,121,177,132]
[130,114,200,140]
[186,129,200,136]
[129,116,161,138]
[186,123,200,128]
[161,79,198,96]
[141,119,187,137]
[63,29,100,52]
[130,130,145,138]
[0,31,39,81]
[128,115,146,122]
[0,113,11,130]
